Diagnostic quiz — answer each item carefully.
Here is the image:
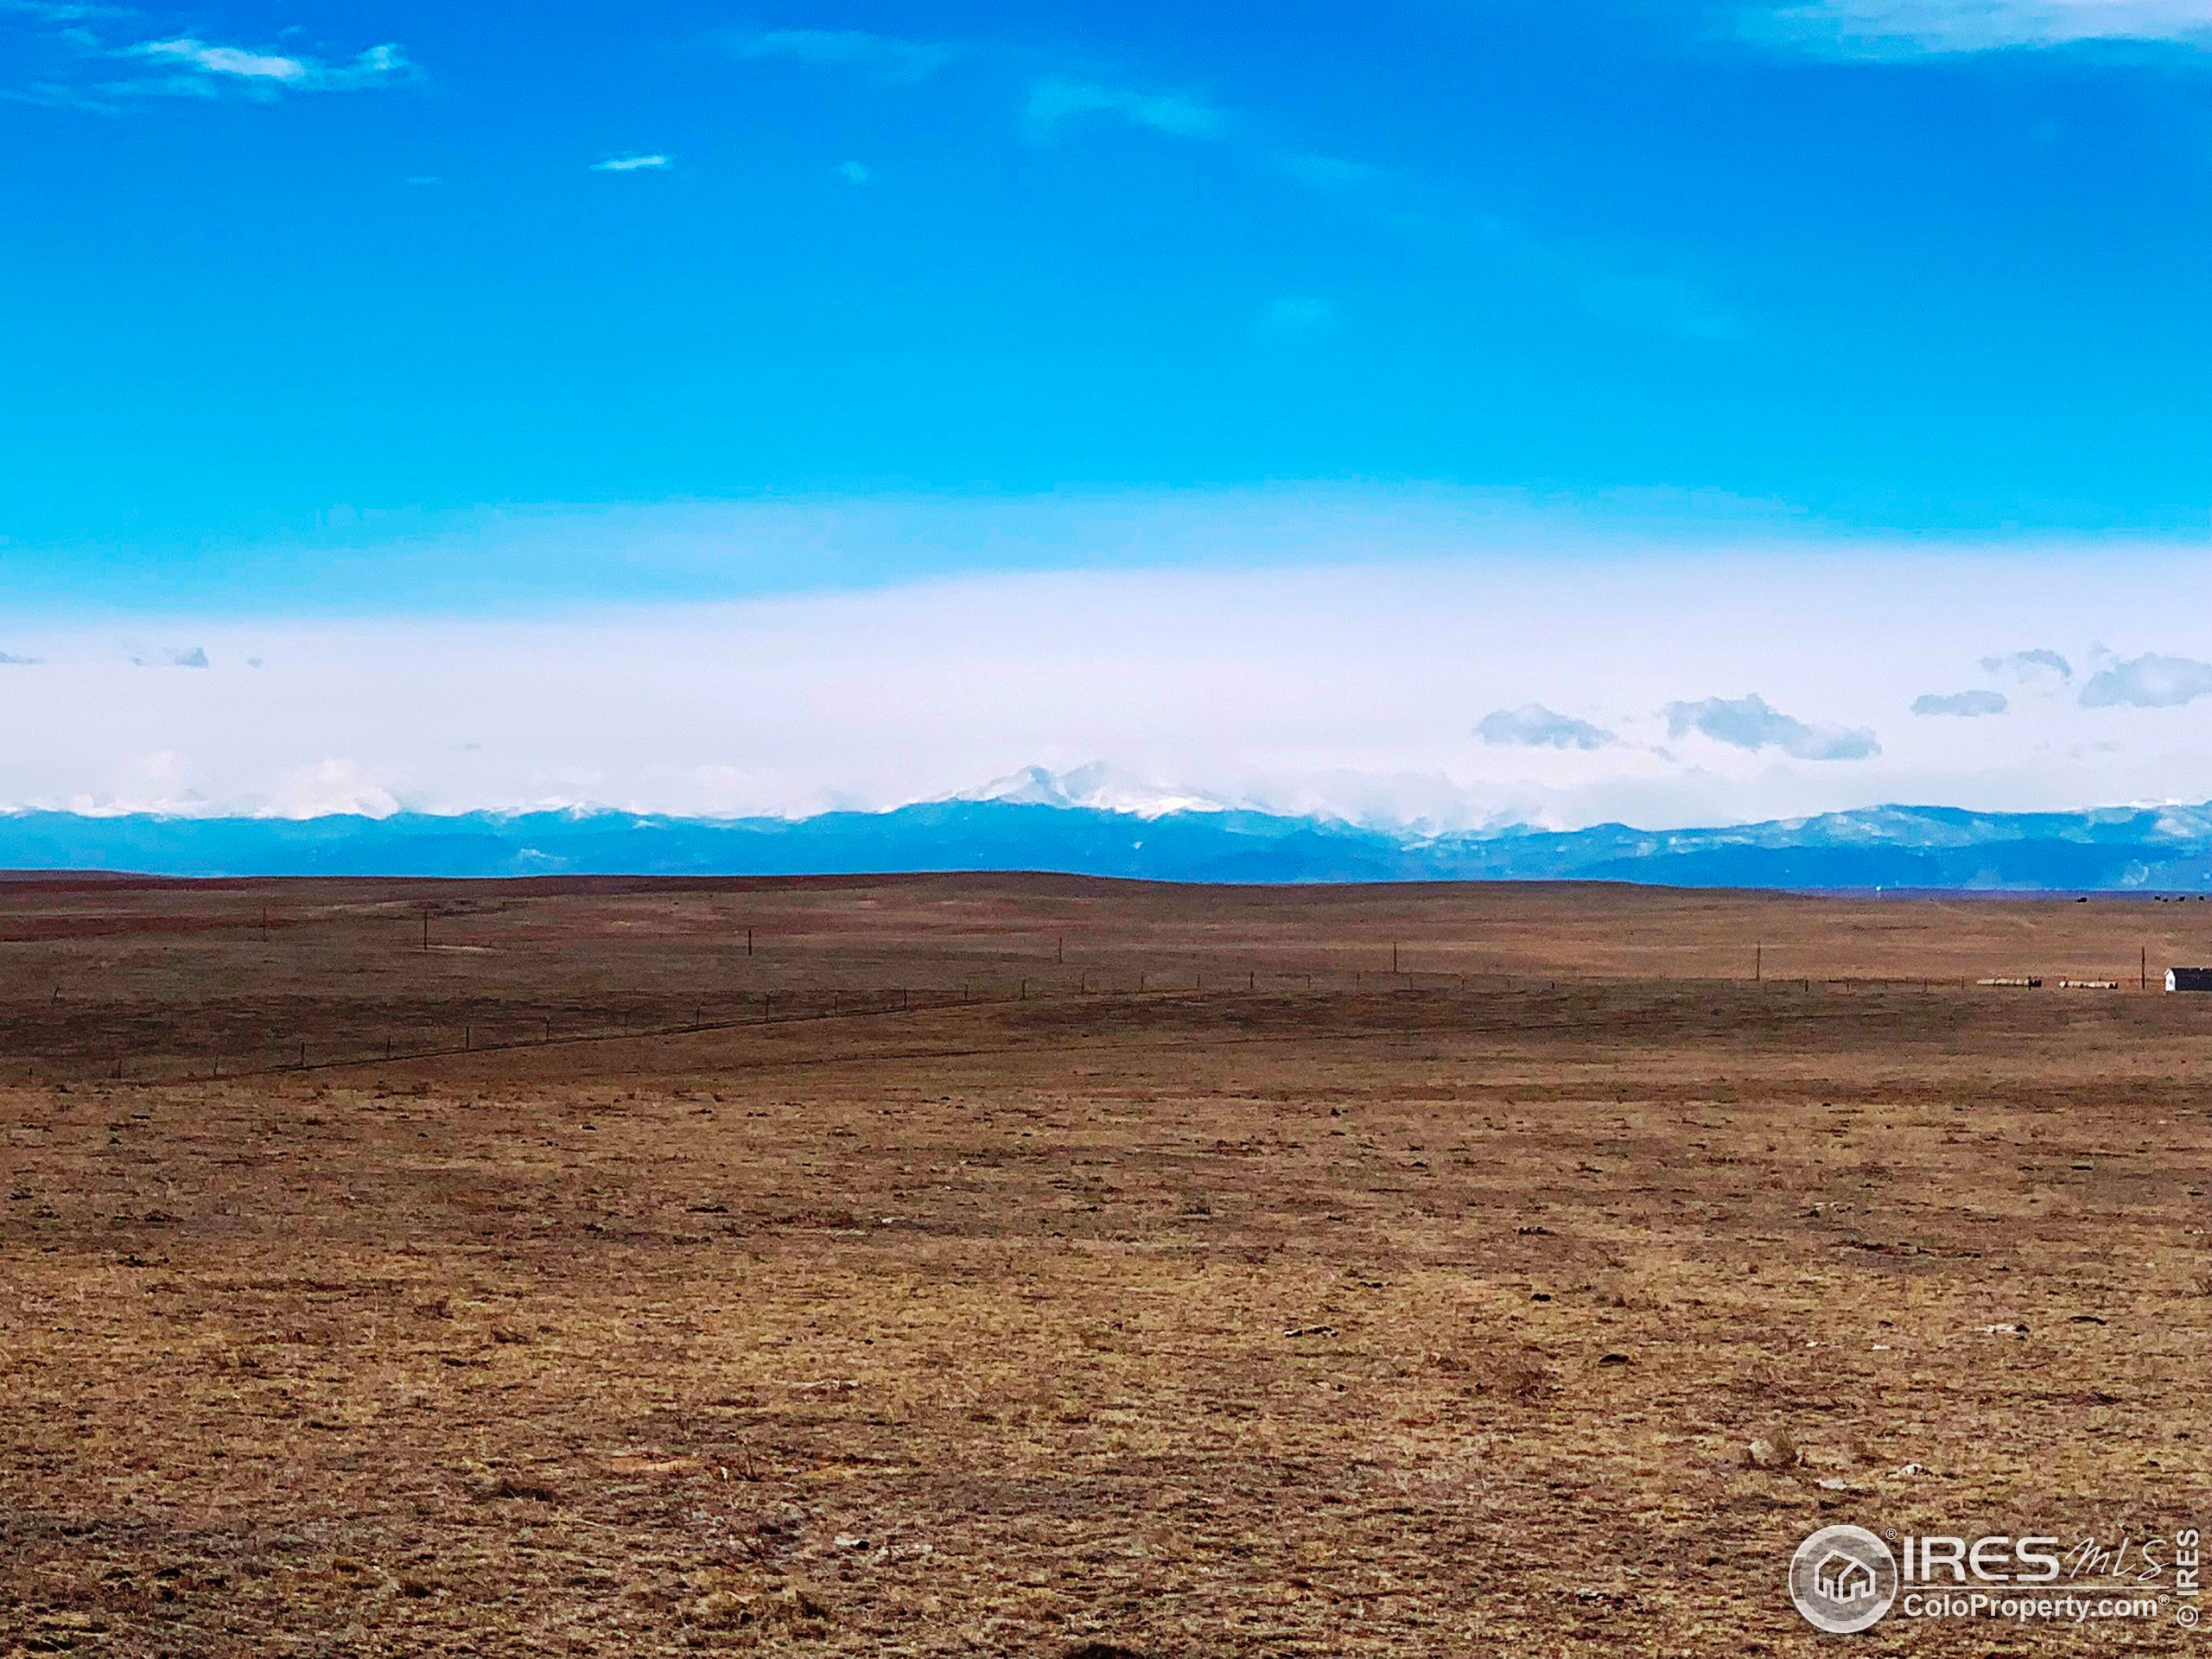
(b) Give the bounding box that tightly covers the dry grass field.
[2,874,2208,1656]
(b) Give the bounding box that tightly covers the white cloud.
[1477,705,1615,750]
[117,37,411,98]
[726,28,954,80]
[129,645,208,668]
[1665,693,1879,760]
[2080,652,2212,709]
[838,160,870,185]
[132,39,310,82]
[592,153,670,173]
[1912,689,2008,716]
[1025,77,1227,142]
[0,1,128,21]
[1982,646,2072,684]
[1755,0,2212,54]
[0,651,42,665]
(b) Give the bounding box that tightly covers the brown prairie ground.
[1,874,2208,1656]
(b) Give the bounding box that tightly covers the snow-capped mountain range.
[5,766,2212,888]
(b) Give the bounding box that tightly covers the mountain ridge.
[3,795,2212,888]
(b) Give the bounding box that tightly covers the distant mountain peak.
[958,763,1231,819]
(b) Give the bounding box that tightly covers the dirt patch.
[1,875,2205,1653]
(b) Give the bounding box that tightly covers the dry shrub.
[1471,1351,1554,1400]
[715,1445,769,1481]
[1745,1427,1802,1470]
[684,1568,832,1631]
[1727,1357,1786,1399]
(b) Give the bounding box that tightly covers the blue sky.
[7,0,2212,567]
[4,1,2212,823]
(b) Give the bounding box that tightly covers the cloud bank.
[8,507,2212,829]
[1982,647,2072,684]
[2080,653,2212,709]
[118,37,411,99]
[129,645,208,669]
[1477,705,1614,750]
[1664,694,1879,760]
[1912,689,2007,716]
[1756,0,2212,54]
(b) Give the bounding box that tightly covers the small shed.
[2165,967,2212,992]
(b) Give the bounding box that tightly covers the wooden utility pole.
[1391,943,1400,974]
[746,927,753,957]
[1756,944,1763,982]
[422,907,430,951]
[2142,946,2148,991]
[1057,935,1065,964]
